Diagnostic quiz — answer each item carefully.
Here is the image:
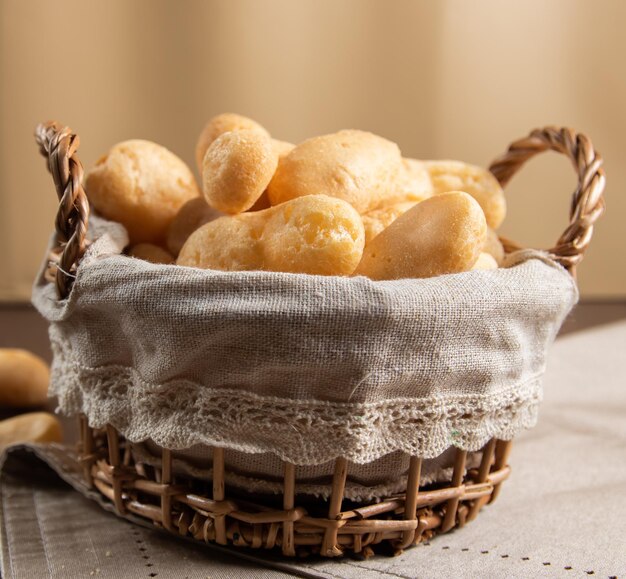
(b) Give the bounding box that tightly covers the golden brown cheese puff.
[247,141,295,213]
[178,215,264,272]
[128,243,174,264]
[0,349,49,408]
[272,139,295,159]
[248,191,271,212]
[472,252,499,270]
[483,227,505,265]
[354,191,486,280]
[267,130,403,214]
[195,113,270,175]
[0,412,62,449]
[178,194,365,276]
[362,201,419,245]
[389,158,433,204]
[166,197,222,256]
[424,160,506,229]
[202,130,278,214]
[361,160,432,245]
[86,140,200,245]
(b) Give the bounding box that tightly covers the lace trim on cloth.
[50,338,542,466]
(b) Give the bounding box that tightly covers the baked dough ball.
[272,139,295,159]
[354,191,486,280]
[195,113,270,175]
[86,140,199,244]
[0,349,49,408]
[0,412,62,448]
[166,197,222,255]
[472,252,498,270]
[248,191,271,212]
[267,130,403,214]
[425,160,506,229]
[483,227,505,265]
[128,243,174,264]
[178,194,365,276]
[360,160,432,245]
[362,201,418,245]
[202,130,278,214]
[179,215,263,272]
[391,158,433,204]
[247,141,295,212]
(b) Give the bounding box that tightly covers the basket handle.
[489,126,606,277]
[35,121,90,299]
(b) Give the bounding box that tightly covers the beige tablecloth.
[2,321,625,578]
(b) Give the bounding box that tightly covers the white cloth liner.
[32,215,577,499]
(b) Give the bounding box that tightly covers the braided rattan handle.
[489,126,605,276]
[35,121,90,299]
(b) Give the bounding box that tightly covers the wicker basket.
[35,122,605,558]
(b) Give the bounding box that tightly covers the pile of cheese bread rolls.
[85,113,506,279]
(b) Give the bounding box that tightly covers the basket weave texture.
[33,123,605,557]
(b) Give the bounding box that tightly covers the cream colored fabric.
[32,215,577,496]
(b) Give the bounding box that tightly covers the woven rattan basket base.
[78,417,512,558]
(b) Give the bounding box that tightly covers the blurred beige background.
[1,0,624,299]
